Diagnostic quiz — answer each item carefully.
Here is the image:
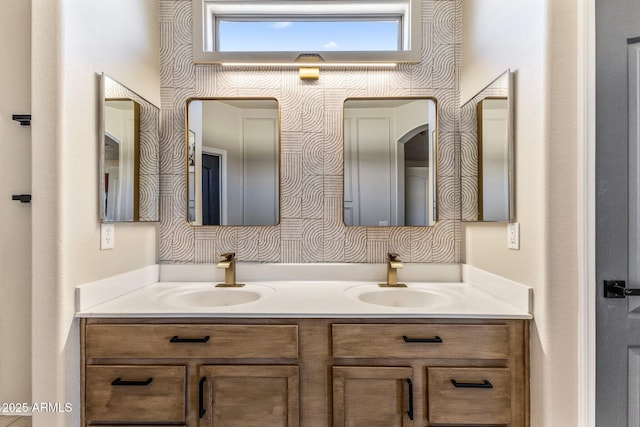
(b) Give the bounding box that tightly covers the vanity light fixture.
[220,53,397,79]
[296,53,321,80]
[220,62,397,68]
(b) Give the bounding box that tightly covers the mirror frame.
[460,70,515,222]
[342,96,439,227]
[185,97,282,227]
[98,73,160,223]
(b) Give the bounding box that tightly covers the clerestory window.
[192,0,422,64]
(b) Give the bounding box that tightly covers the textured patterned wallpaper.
[158,0,462,264]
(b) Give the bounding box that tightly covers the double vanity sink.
[76,264,531,426]
[77,280,529,318]
[155,283,455,309]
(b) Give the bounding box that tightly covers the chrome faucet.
[379,253,407,287]
[216,253,245,287]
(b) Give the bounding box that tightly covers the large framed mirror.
[99,73,160,222]
[186,98,280,226]
[343,98,437,227]
[460,70,514,222]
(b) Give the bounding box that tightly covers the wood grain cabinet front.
[197,365,299,427]
[332,323,510,359]
[81,318,528,427]
[332,366,414,427]
[85,365,186,424]
[427,367,512,425]
[85,324,298,359]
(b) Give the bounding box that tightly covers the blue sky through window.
[217,20,400,52]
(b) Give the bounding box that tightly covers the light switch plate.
[101,223,115,250]
[507,222,520,250]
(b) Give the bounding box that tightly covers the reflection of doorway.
[202,153,221,225]
[397,125,430,226]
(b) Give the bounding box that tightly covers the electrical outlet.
[507,222,520,250]
[101,223,115,250]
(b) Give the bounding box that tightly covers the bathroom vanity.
[76,265,531,427]
[81,317,527,427]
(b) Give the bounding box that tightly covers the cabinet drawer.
[85,324,298,359]
[427,367,511,425]
[85,365,185,423]
[332,324,510,359]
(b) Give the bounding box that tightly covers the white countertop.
[75,264,532,319]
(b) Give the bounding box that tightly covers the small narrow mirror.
[461,70,514,222]
[99,74,160,222]
[343,98,437,227]
[187,98,280,226]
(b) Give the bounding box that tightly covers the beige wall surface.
[0,0,32,408]
[462,1,580,425]
[31,0,160,425]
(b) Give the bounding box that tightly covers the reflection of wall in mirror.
[104,100,139,221]
[478,98,509,221]
[188,100,278,226]
[344,99,434,227]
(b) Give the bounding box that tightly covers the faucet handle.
[220,252,236,261]
[387,253,401,261]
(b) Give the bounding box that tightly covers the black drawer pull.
[406,378,414,420]
[111,377,153,386]
[451,379,493,389]
[403,335,443,343]
[199,377,207,418]
[170,335,210,343]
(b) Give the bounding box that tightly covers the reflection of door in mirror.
[478,97,509,221]
[187,99,279,226]
[104,99,140,221]
[343,98,437,227]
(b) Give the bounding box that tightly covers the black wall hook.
[12,115,31,126]
[12,194,31,203]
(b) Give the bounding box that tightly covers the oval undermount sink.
[156,284,274,308]
[345,286,455,308]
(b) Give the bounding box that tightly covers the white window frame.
[192,0,422,64]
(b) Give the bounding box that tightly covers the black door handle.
[451,379,493,389]
[199,377,207,418]
[403,335,443,343]
[604,280,640,298]
[406,378,414,420]
[111,377,153,386]
[170,335,210,343]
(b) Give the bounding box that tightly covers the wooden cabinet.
[330,322,528,426]
[81,318,528,427]
[427,367,512,425]
[332,366,414,427]
[199,365,299,427]
[85,365,186,424]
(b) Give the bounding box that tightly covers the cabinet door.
[198,365,299,427]
[332,366,414,427]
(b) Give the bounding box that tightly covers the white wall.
[462,1,579,425]
[0,0,32,409]
[31,0,160,425]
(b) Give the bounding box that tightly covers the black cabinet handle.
[111,377,153,386]
[406,378,414,421]
[170,335,210,343]
[199,377,207,418]
[451,379,493,389]
[403,335,443,343]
